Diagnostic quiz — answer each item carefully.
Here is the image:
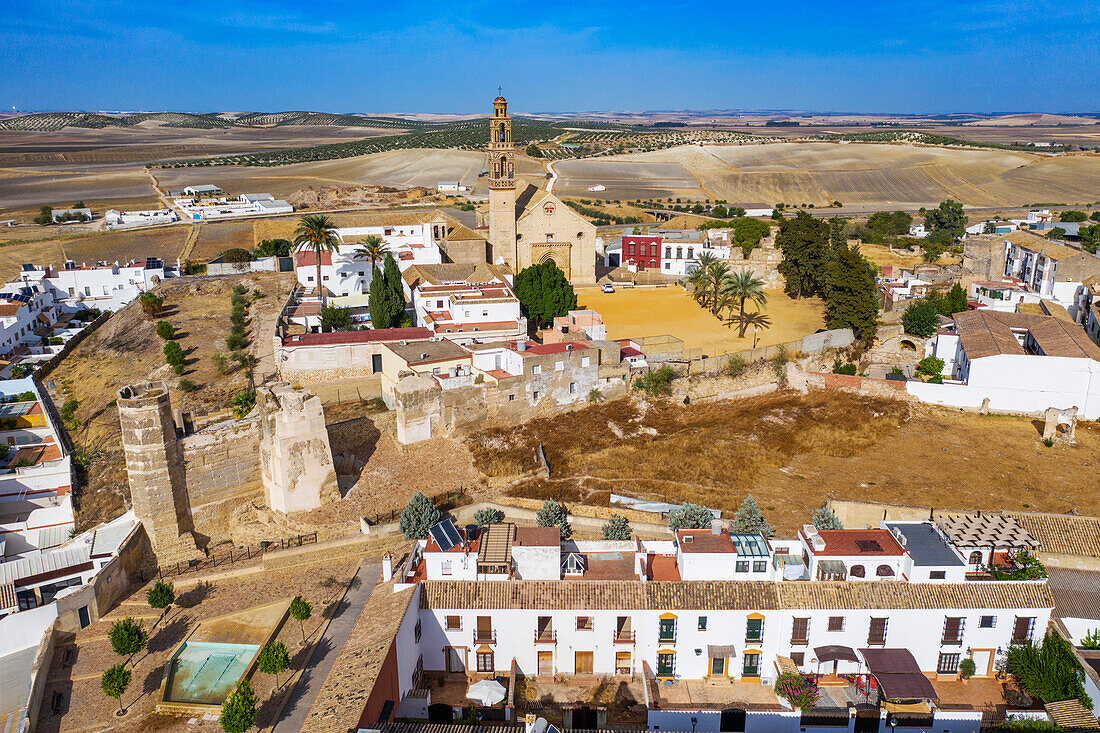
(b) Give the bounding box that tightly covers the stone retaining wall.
[180,419,263,509]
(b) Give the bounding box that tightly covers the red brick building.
[622,235,661,270]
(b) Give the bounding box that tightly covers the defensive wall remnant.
[118,381,337,561]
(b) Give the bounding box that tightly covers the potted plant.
[958,658,976,684]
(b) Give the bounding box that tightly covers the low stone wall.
[180,418,263,510]
[805,371,913,400]
[494,496,665,527]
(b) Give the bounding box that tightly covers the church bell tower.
[487,93,518,269]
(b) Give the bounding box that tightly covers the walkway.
[272,558,381,733]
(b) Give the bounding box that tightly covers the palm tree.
[721,269,769,337]
[727,310,772,341]
[704,261,730,316]
[684,267,709,307]
[292,215,340,308]
[353,235,389,274]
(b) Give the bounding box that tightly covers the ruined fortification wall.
[180,419,263,510]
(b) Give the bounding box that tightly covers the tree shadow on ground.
[175,581,212,609]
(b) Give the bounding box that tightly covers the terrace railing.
[155,531,318,580]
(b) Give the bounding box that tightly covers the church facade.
[483,95,596,285]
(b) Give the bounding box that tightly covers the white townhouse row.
[0,282,63,359]
[7,258,179,313]
[999,230,1100,318]
[387,520,1048,683]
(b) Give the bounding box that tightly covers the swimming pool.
[163,641,259,705]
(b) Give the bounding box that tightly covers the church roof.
[402,262,512,289]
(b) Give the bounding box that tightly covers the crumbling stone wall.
[117,382,204,563]
[259,384,340,513]
[180,420,263,509]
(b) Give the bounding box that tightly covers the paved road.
[273,558,381,733]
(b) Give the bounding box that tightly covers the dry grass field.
[857,242,961,270]
[467,391,1100,535]
[185,220,258,261]
[579,286,824,355]
[556,142,1100,208]
[0,225,191,283]
[154,148,490,199]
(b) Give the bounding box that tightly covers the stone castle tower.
[117,382,203,562]
[487,94,518,268]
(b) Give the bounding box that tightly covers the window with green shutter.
[659,618,677,642]
[746,618,763,642]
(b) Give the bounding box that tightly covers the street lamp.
[691,716,698,733]
[889,716,899,732]
[753,325,760,349]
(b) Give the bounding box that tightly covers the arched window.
[968,551,983,565]
[498,122,506,141]
[665,247,672,259]
[849,565,865,578]
[876,564,895,577]
[676,247,683,259]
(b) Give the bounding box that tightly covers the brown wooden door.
[538,651,553,675]
[575,651,593,675]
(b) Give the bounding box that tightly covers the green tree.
[108,617,148,666]
[473,507,504,525]
[535,499,573,539]
[293,214,340,308]
[352,234,389,274]
[812,506,844,530]
[255,238,291,257]
[732,495,774,537]
[220,679,258,733]
[902,299,940,338]
[368,269,393,329]
[1007,632,1092,708]
[525,144,541,158]
[601,513,632,540]
[513,261,577,328]
[34,205,53,225]
[101,663,131,714]
[916,355,945,376]
[730,217,771,258]
[867,211,913,239]
[1080,223,1100,254]
[776,210,829,298]
[399,492,442,540]
[138,291,164,317]
[1059,210,1087,223]
[667,502,713,531]
[319,304,353,331]
[146,580,175,627]
[1047,227,1067,241]
[823,242,879,340]
[382,253,406,326]
[289,597,312,644]
[163,340,185,369]
[924,199,967,241]
[943,283,969,314]
[221,248,253,265]
[257,640,291,688]
[155,321,175,340]
[721,270,768,337]
[633,365,676,396]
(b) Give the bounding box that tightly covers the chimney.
[381,553,393,579]
[711,519,722,536]
[517,339,527,352]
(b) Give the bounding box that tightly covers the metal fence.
[156,531,318,579]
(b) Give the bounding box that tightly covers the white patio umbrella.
[466,679,506,706]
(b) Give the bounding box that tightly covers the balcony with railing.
[473,629,497,644]
[533,629,557,644]
[612,630,635,644]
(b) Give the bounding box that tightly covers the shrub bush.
[155,321,175,340]
[633,366,675,396]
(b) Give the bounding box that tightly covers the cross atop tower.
[498,85,503,97]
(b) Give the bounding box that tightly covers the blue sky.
[1,0,1097,114]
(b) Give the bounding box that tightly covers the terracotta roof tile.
[1007,512,1100,558]
[954,310,1100,361]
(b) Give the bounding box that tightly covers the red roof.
[646,554,681,581]
[813,529,906,557]
[438,321,520,334]
[282,327,432,347]
[621,346,644,358]
[513,526,560,547]
[295,251,333,267]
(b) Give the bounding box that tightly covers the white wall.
[907,354,1100,418]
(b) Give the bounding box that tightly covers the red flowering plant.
[775,672,820,710]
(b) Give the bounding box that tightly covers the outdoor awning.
[815,645,859,664]
[883,701,931,715]
[818,560,847,579]
[860,648,939,701]
[708,645,736,658]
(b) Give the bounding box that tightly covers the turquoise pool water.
[164,641,259,705]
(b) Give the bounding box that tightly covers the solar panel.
[20,264,34,271]
[12,294,30,303]
[856,540,883,552]
[429,519,463,552]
